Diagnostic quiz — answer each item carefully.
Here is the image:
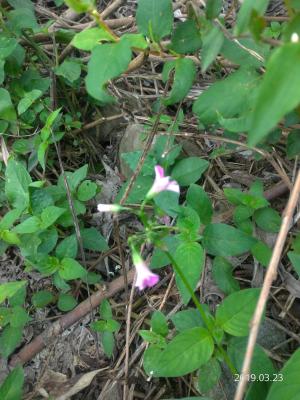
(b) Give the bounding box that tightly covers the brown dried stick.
[9,270,135,368]
[234,169,300,400]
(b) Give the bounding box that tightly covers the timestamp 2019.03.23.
[233,373,283,382]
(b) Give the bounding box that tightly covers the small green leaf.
[187,184,213,225]
[101,331,115,357]
[13,216,41,234]
[139,330,166,347]
[162,58,196,105]
[248,43,300,146]
[212,257,240,294]
[0,230,20,245]
[0,35,18,59]
[64,0,94,13]
[0,325,22,358]
[253,207,281,233]
[251,241,272,267]
[169,20,202,54]
[203,223,256,256]
[86,41,132,103]
[17,89,42,115]
[81,227,109,251]
[201,25,224,72]
[146,327,214,377]
[59,258,86,280]
[100,299,112,319]
[32,290,55,308]
[172,157,209,186]
[120,33,148,49]
[56,235,78,259]
[37,141,48,171]
[171,307,209,332]
[40,206,66,229]
[0,281,26,304]
[136,0,173,42]
[197,358,221,393]
[216,288,260,336]
[0,365,24,400]
[91,318,120,332]
[5,159,32,210]
[286,130,300,159]
[72,27,115,50]
[57,293,77,311]
[54,59,81,83]
[10,306,30,327]
[174,242,204,304]
[0,88,16,121]
[77,180,97,201]
[206,0,222,19]
[288,251,300,277]
[151,311,168,337]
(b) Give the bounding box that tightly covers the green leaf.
[120,33,148,50]
[146,327,214,377]
[116,175,152,203]
[235,0,269,35]
[150,235,181,269]
[162,58,196,105]
[100,299,112,319]
[224,188,269,210]
[7,7,38,35]
[203,223,256,256]
[91,318,120,332]
[37,141,48,171]
[251,241,272,267]
[64,0,94,13]
[248,43,300,146]
[216,288,260,336]
[54,59,81,83]
[0,88,16,121]
[40,206,66,229]
[253,207,281,233]
[121,151,156,176]
[212,256,240,294]
[288,251,300,277]
[221,37,268,68]
[154,190,179,217]
[193,68,260,125]
[206,0,222,19]
[136,0,173,42]
[81,227,109,251]
[0,365,24,400]
[0,325,22,358]
[201,25,224,72]
[10,306,30,327]
[197,358,221,393]
[174,242,204,304]
[286,130,300,159]
[0,281,26,304]
[86,41,132,103]
[5,159,32,210]
[101,330,115,357]
[151,311,168,337]
[187,184,213,225]
[59,257,86,280]
[139,330,166,347]
[56,235,78,259]
[171,307,208,332]
[32,290,55,308]
[57,293,77,311]
[266,347,300,400]
[77,180,97,201]
[38,228,58,254]
[0,35,18,59]
[13,216,41,234]
[72,27,114,51]
[172,157,209,186]
[17,89,42,115]
[169,20,202,54]
[0,209,22,231]
[30,188,54,215]
[0,230,20,245]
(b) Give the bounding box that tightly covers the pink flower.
[133,252,159,291]
[146,165,180,199]
[97,204,122,213]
